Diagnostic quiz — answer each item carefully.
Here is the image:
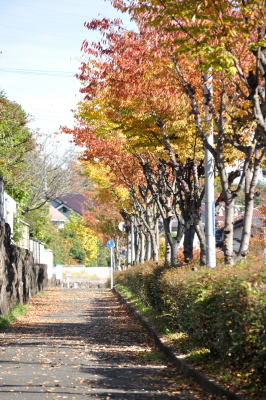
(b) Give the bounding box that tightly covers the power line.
[0,67,78,77]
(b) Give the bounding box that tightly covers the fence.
[29,238,54,278]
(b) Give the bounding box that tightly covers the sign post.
[107,240,115,289]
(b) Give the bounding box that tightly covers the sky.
[0,0,130,151]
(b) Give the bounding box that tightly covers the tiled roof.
[56,193,88,215]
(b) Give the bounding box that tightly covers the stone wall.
[0,221,48,315]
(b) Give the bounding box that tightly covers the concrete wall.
[51,265,111,288]
[0,221,48,315]
[41,249,54,280]
[61,266,111,279]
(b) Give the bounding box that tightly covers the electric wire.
[0,67,78,77]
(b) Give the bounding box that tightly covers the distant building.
[216,202,265,252]
[50,193,88,228]
[49,205,67,229]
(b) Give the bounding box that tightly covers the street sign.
[107,240,115,248]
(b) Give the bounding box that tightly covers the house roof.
[49,205,67,222]
[56,193,88,215]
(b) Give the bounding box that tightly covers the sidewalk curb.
[113,287,245,400]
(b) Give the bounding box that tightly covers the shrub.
[116,260,266,382]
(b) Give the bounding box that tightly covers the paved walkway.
[0,289,214,399]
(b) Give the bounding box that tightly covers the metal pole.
[131,216,135,265]
[110,247,114,289]
[203,70,216,268]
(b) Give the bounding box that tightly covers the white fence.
[29,238,54,278]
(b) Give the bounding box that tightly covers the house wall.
[3,192,16,234]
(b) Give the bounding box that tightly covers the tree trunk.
[150,230,159,261]
[145,233,152,261]
[237,165,259,258]
[140,231,145,264]
[126,228,131,267]
[238,196,254,258]
[170,239,179,267]
[163,216,183,267]
[164,235,171,266]
[223,199,235,265]
[131,218,136,265]
[194,221,207,265]
[156,219,160,254]
[114,236,121,270]
[135,232,140,265]
[183,224,195,263]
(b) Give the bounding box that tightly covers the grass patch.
[0,303,27,330]
[36,290,46,297]
[140,350,166,363]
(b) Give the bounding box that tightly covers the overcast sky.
[0,0,129,149]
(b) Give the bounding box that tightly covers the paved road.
[0,289,211,399]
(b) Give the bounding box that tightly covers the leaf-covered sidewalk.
[0,288,221,399]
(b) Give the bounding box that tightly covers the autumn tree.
[75,18,209,265]
[62,212,98,265]
[110,0,266,264]
[63,122,162,265]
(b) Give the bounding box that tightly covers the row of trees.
[66,0,266,266]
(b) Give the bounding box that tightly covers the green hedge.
[116,261,266,381]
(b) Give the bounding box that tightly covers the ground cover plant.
[0,303,27,330]
[116,260,266,399]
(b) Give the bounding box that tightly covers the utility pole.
[131,215,135,265]
[107,240,115,288]
[110,246,114,289]
[203,70,216,268]
[0,175,4,220]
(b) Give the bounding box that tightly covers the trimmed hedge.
[116,261,266,382]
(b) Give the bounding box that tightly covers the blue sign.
[107,240,115,248]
